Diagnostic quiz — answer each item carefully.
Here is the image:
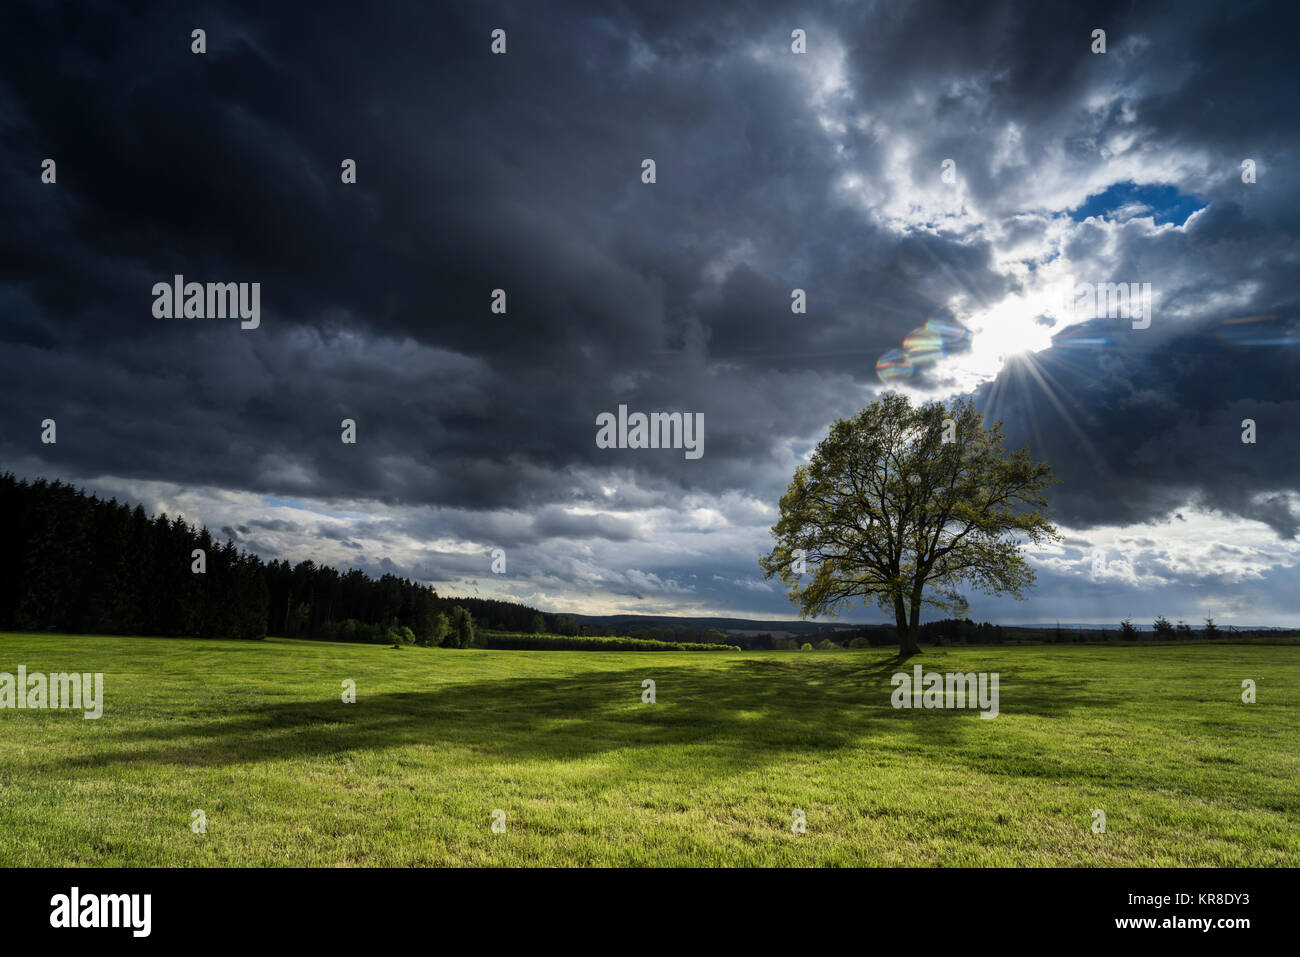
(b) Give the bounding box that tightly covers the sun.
[968,304,1055,372]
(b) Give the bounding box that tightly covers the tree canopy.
[759,394,1059,655]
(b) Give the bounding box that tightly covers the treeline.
[739,620,1008,649]
[1112,617,1253,642]
[721,631,859,650]
[464,611,737,643]
[482,632,739,652]
[458,610,740,645]
[0,474,268,639]
[921,619,1009,645]
[620,625,733,645]
[449,598,566,635]
[980,618,1272,643]
[266,559,483,648]
[637,622,1005,650]
[909,617,1284,644]
[0,474,488,647]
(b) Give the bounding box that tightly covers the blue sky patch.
[1070,182,1206,226]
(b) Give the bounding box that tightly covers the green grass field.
[0,633,1295,866]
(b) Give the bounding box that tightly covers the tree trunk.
[898,591,923,658]
[893,599,920,657]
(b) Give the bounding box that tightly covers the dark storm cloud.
[1,0,1298,619]
[0,0,1013,511]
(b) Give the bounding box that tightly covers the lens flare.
[875,348,913,381]
[1215,315,1300,347]
[875,317,971,382]
[902,327,945,363]
[923,318,970,342]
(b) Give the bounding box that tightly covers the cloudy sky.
[2,0,1298,625]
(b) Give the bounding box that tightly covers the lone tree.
[759,393,1058,657]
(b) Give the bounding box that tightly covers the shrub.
[421,612,450,647]
[800,642,814,651]
[386,624,415,646]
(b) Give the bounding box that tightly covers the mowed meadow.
[0,633,1296,867]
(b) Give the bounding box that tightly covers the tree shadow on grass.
[56,655,1109,781]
